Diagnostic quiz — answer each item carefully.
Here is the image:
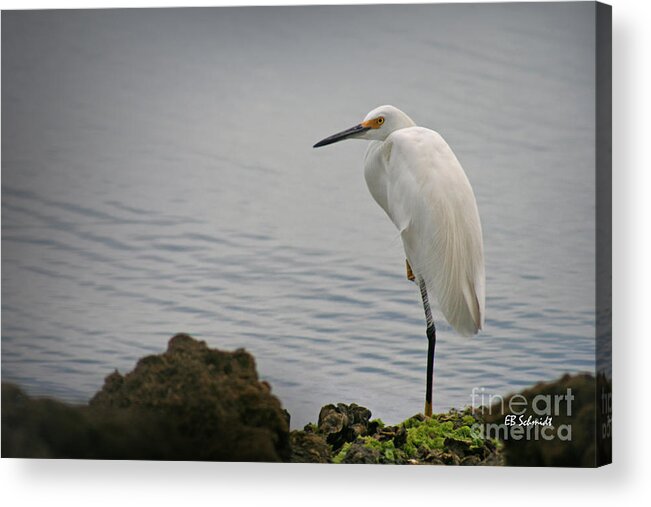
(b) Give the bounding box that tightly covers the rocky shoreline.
[291,403,502,465]
[2,334,605,466]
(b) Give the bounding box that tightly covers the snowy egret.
[313,105,485,417]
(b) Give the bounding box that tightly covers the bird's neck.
[383,115,416,141]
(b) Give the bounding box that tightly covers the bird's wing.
[384,127,485,336]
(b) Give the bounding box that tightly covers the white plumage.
[364,118,485,336]
[313,104,485,415]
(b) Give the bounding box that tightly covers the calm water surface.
[2,4,597,427]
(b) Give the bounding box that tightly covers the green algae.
[332,437,399,464]
[332,442,352,463]
[329,408,499,464]
[462,414,476,426]
[402,413,484,456]
[369,418,385,429]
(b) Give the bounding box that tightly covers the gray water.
[2,4,597,427]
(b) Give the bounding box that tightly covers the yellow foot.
[406,259,415,281]
[424,400,432,418]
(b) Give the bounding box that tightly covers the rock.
[444,452,462,465]
[317,403,372,451]
[483,373,606,467]
[461,455,482,466]
[91,333,291,461]
[443,436,472,457]
[1,382,180,459]
[431,451,461,466]
[341,442,380,464]
[322,406,503,465]
[2,383,89,459]
[2,334,290,461]
[393,425,408,448]
[289,431,331,463]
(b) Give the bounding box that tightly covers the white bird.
[313,105,485,417]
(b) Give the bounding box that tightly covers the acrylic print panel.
[1,2,611,466]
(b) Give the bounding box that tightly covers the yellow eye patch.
[361,116,386,129]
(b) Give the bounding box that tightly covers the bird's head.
[313,105,416,148]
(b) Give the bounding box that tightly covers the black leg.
[419,279,436,417]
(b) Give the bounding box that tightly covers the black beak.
[313,124,370,148]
